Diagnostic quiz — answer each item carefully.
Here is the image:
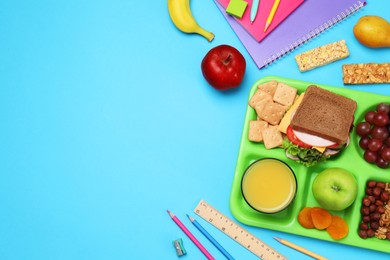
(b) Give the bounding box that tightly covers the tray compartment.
[353,102,390,166]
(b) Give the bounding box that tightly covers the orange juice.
[241,159,297,213]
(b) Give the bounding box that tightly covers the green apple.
[312,168,358,211]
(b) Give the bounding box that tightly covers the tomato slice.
[286,125,312,148]
[327,143,341,149]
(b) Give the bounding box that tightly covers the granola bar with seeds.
[295,40,350,72]
[343,63,390,84]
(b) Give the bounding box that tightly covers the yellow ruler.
[194,200,287,260]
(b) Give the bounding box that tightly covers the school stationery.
[274,237,328,260]
[264,0,281,32]
[226,0,248,18]
[188,215,234,260]
[167,210,215,260]
[218,0,304,42]
[215,0,366,69]
[173,238,187,257]
[194,200,287,260]
[250,0,260,23]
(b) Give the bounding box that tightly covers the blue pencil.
[187,215,235,260]
[250,0,260,24]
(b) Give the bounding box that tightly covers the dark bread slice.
[290,85,357,144]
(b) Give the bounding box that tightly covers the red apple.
[201,45,246,90]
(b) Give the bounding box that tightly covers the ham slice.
[292,129,337,147]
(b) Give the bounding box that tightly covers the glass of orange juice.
[241,158,297,214]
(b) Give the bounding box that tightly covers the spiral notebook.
[218,0,304,42]
[215,0,366,69]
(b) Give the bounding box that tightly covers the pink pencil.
[167,210,215,260]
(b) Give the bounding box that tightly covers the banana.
[168,0,214,41]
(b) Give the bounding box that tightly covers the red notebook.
[218,0,304,42]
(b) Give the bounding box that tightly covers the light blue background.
[1,0,390,259]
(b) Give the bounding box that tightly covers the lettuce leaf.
[282,138,330,167]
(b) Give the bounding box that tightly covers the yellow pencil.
[274,237,328,260]
[264,0,281,32]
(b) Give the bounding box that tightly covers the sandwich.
[280,85,357,167]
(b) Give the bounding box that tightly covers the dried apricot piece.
[298,207,314,229]
[311,207,332,230]
[326,215,349,240]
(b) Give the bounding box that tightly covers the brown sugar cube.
[257,80,278,96]
[248,120,269,142]
[248,90,273,108]
[262,127,284,149]
[259,101,287,125]
[273,83,297,107]
[295,40,350,72]
[342,63,390,84]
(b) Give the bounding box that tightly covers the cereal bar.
[295,40,350,72]
[342,63,390,84]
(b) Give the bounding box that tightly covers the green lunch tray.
[231,76,390,254]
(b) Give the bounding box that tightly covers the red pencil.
[167,210,215,260]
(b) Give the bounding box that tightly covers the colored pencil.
[187,215,235,260]
[250,0,260,24]
[264,0,281,32]
[274,237,328,260]
[167,210,215,260]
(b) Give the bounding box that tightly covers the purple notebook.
[215,0,366,69]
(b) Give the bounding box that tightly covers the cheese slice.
[313,146,326,153]
[278,93,305,134]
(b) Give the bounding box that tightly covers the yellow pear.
[353,15,390,48]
